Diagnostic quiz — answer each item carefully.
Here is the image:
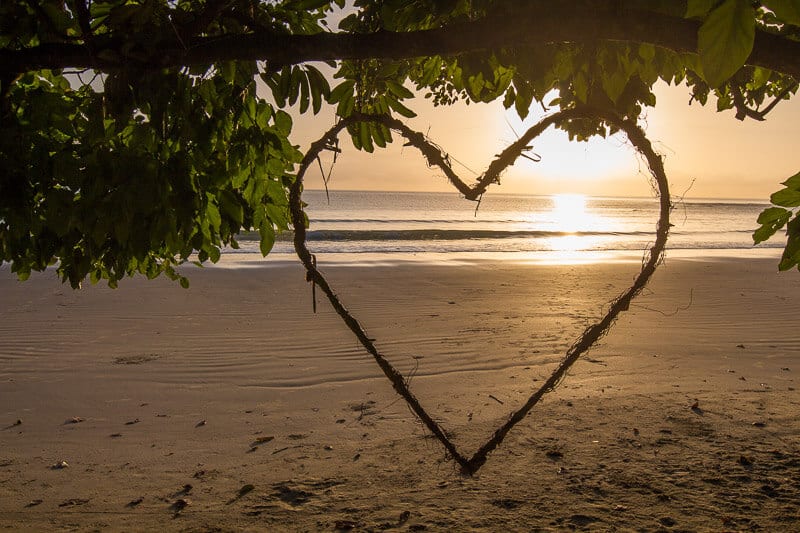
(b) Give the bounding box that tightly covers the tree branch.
[2,6,800,80]
[731,81,799,121]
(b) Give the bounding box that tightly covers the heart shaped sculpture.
[288,106,671,475]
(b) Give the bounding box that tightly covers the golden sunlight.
[550,193,588,233]
[546,194,603,254]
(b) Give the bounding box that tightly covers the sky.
[286,81,800,201]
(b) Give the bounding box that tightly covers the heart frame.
[288,106,671,475]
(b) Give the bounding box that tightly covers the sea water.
[229,190,781,263]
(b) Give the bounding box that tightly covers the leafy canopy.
[1,0,800,287]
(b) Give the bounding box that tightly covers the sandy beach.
[1,254,799,531]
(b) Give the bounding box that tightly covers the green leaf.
[259,223,275,256]
[385,95,416,118]
[514,81,534,119]
[763,0,800,25]
[781,171,800,190]
[770,188,800,207]
[753,206,791,243]
[206,200,222,229]
[697,0,756,88]
[329,80,355,103]
[274,110,293,134]
[219,191,244,225]
[385,79,414,99]
[779,216,800,270]
[298,73,310,113]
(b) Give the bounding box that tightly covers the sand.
[1,253,799,531]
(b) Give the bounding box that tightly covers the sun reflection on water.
[546,194,605,254]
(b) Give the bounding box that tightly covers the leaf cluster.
[754,172,800,271]
[0,62,301,288]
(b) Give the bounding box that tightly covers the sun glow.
[550,194,588,233]
[546,194,604,253]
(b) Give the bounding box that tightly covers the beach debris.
[175,484,192,496]
[25,499,43,507]
[109,433,123,438]
[195,420,206,427]
[273,483,314,506]
[226,484,256,505]
[113,353,160,365]
[334,519,359,530]
[353,453,360,461]
[738,455,754,466]
[488,394,504,405]
[335,418,346,424]
[324,445,334,451]
[59,498,89,507]
[192,470,206,479]
[398,510,411,524]
[126,497,144,508]
[736,344,746,349]
[13,419,21,426]
[690,400,703,414]
[752,421,766,427]
[491,498,524,509]
[613,504,628,512]
[546,449,564,460]
[170,498,190,513]
[65,417,84,424]
[251,435,275,446]
[51,460,69,469]
[124,418,140,425]
[349,400,377,420]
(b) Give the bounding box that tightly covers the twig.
[633,289,693,317]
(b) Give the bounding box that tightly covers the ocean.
[229,190,782,263]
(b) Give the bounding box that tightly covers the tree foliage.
[1,0,799,287]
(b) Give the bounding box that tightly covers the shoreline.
[1,255,799,530]
[192,246,785,269]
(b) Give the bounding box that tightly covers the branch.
[731,82,799,121]
[288,107,672,475]
[71,0,93,43]
[2,5,800,80]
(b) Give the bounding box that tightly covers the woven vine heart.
[288,107,671,475]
